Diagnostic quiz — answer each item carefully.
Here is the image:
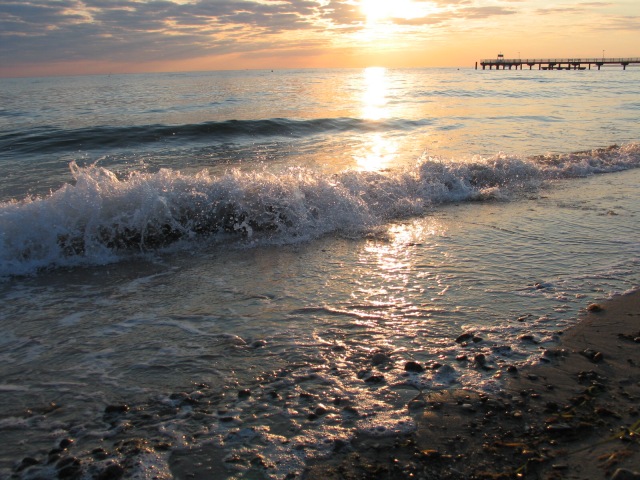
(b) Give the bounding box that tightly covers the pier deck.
[477,57,640,70]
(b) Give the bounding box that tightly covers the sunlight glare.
[361,0,392,22]
[356,67,396,170]
[355,134,398,171]
[361,66,388,120]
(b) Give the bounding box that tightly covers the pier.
[476,55,640,71]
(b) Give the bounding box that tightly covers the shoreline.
[305,290,640,479]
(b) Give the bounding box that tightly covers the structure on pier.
[476,55,640,70]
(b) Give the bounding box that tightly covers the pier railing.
[480,57,640,64]
[477,57,640,70]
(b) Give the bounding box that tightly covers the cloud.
[318,0,364,26]
[579,2,614,6]
[459,6,517,19]
[0,0,636,75]
[0,0,329,67]
[390,4,516,26]
[594,14,640,31]
[534,1,617,15]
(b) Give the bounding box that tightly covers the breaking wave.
[0,117,432,156]
[1,143,639,277]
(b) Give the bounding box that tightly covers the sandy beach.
[305,290,640,480]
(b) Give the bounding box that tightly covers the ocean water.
[0,67,639,478]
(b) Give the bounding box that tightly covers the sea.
[0,67,639,479]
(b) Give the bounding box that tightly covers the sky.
[0,0,638,77]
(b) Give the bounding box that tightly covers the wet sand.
[9,291,638,479]
[305,290,640,480]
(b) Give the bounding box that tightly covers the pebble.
[91,448,109,461]
[404,361,425,373]
[371,352,391,365]
[251,454,268,467]
[97,464,125,480]
[473,353,486,366]
[519,334,538,344]
[15,457,39,472]
[269,391,281,400]
[56,456,81,478]
[582,349,604,363]
[611,468,640,480]
[314,404,328,416]
[104,404,129,415]
[408,399,427,411]
[333,439,349,452]
[578,370,604,383]
[594,406,619,418]
[59,438,74,449]
[455,332,475,344]
[546,423,573,434]
[491,345,512,355]
[365,374,385,384]
[343,405,359,416]
[169,391,198,405]
[544,401,560,412]
[543,347,569,358]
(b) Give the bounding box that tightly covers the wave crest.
[1,143,638,276]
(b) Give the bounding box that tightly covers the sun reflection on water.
[355,134,398,171]
[361,66,389,121]
[353,219,450,319]
[356,67,398,171]
[337,219,454,353]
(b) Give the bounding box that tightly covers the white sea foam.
[0,143,638,278]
